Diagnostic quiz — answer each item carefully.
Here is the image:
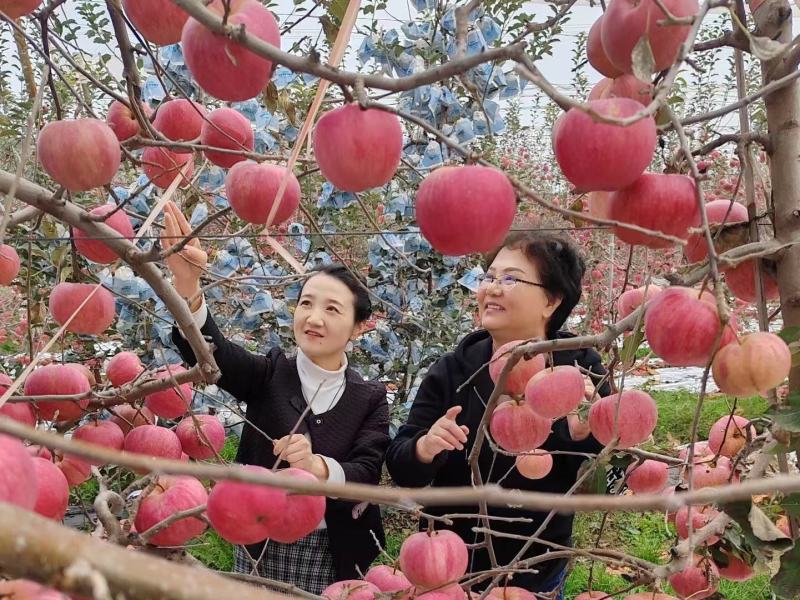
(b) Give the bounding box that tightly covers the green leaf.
[631,35,655,82]
[721,500,792,571]
[780,494,800,519]
[778,326,800,344]
[621,318,645,368]
[329,0,348,22]
[786,390,800,409]
[578,462,607,495]
[319,15,339,46]
[768,405,800,432]
[772,542,800,599]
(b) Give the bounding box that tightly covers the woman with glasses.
[386,231,611,599]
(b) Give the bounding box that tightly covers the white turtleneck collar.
[295,347,348,415]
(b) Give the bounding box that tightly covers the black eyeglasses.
[478,273,547,289]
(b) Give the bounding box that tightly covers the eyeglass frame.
[477,273,548,290]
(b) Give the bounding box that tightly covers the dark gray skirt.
[233,528,338,595]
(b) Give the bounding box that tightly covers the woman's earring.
[346,340,354,352]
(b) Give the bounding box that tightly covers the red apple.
[0,433,37,509]
[552,98,656,192]
[124,425,183,468]
[32,456,69,521]
[72,204,135,264]
[313,104,403,192]
[72,420,125,466]
[0,244,20,285]
[54,451,91,487]
[490,398,552,453]
[24,363,91,422]
[181,0,280,102]
[609,173,699,248]
[0,579,69,599]
[27,444,52,460]
[206,464,288,544]
[617,285,662,318]
[524,365,585,419]
[415,165,517,256]
[488,340,546,396]
[587,15,623,77]
[0,0,43,19]
[135,475,208,546]
[398,530,468,588]
[723,260,780,303]
[689,455,735,489]
[587,390,658,448]
[152,99,206,148]
[144,365,193,419]
[602,0,700,73]
[626,459,668,494]
[109,404,156,434]
[515,451,554,480]
[712,332,790,397]
[122,0,189,45]
[707,414,754,457]
[200,107,254,168]
[322,581,380,600]
[684,199,748,263]
[675,505,721,544]
[714,549,754,582]
[225,161,300,226]
[668,554,719,599]
[364,565,412,593]
[588,74,653,104]
[485,587,537,600]
[175,414,225,460]
[268,467,326,543]
[49,282,116,336]
[141,146,194,189]
[106,99,153,142]
[37,118,121,192]
[0,372,35,427]
[587,191,613,220]
[644,287,737,367]
[105,351,144,387]
[623,595,679,600]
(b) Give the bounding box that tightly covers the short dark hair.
[484,232,586,339]
[299,263,372,324]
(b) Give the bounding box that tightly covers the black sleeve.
[171,311,275,403]
[339,385,391,485]
[385,357,453,488]
[584,348,612,398]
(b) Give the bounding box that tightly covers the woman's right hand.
[415,406,470,464]
[162,201,208,305]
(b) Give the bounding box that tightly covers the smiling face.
[293,273,363,370]
[477,247,563,350]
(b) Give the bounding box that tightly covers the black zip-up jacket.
[172,314,389,580]
[385,329,610,592]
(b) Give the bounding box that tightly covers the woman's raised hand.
[415,405,470,464]
[162,201,207,304]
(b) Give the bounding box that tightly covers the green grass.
[647,389,768,449]
[188,529,235,571]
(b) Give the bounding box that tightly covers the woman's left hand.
[273,434,329,479]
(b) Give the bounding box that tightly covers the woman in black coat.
[162,201,389,594]
[386,232,611,599]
